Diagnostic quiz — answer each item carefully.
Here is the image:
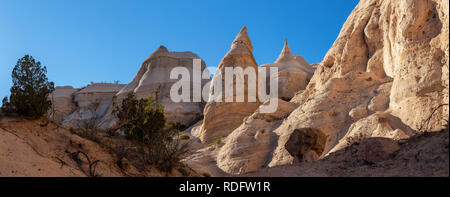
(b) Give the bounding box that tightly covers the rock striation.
[45,0,448,177]
[260,40,315,99]
[268,0,449,168]
[200,26,262,144]
[48,86,77,123]
[50,47,210,129]
[99,46,210,128]
[217,99,297,174]
[204,0,449,175]
[62,83,125,128]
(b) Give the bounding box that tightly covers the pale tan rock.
[260,40,315,99]
[119,46,209,125]
[200,26,261,144]
[266,0,448,168]
[183,145,229,177]
[185,120,204,139]
[48,86,77,123]
[349,102,369,120]
[62,83,125,128]
[368,83,392,112]
[100,46,210,128]
[216,99,297,174]
[269,71,393,167]
[386,0,449,131]
[329,112,411,154]
[183,0,448,176]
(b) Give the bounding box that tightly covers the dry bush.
[112,93,191,173]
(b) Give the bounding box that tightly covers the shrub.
[202,172,211,177]
[179,134,190,140]
[112,93,166,142]
[213,137,223,148]
[112,93,190,172]
[69,127,76,134]
[1,55,55,117]
[168,121,188,132]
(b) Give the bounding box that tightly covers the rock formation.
[41,0,448,177]
[62,83,125,128]
[194,0,448,175]
[246,128,448,177]
[217,99,297,174]
[268,0,449,167]
[100,46,209,128]
[48,86,77,123]
[49,47,210,129]
[284,128,327,162]
[260,40,315,99]
[200,26,262,144]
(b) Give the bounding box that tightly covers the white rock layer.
[62,83,125,128]
[99,46,210,129]
[48,86,77,123]
[208,0,448,174]
[260,40,315,99]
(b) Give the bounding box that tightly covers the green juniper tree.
[1,55,55,117]
[112,93,166,142]
[112,93,189,172]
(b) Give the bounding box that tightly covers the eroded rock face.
[267,0,448,168]
[285,128,327,163]
[356,137,400,163]
[48,86,77,123]
[51,47,209,129]
[217,99,297,174]
[200,26,261,144]
[260,40,315,99]
[188,0,448,175]
[99,46,210,128]
[62,83,125,128]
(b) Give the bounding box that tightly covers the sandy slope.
[0,116,193,177]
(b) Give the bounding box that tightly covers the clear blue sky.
[0,0,359,100]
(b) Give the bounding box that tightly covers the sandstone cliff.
[268,0,449,168]
[186,0,449,175]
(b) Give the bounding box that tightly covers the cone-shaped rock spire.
[276,39,294,63]
[200,26,261,144]
[260,39,316,99]
[232,26,253,52]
